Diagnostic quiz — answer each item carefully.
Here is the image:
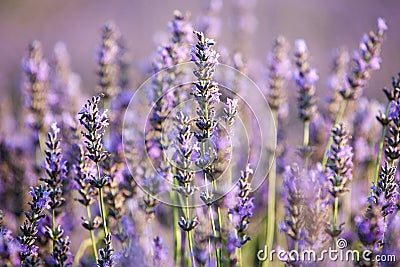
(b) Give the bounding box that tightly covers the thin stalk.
[51,209,56,252]
[208,206,220,266]
[96,163,109,238]
[171,189,182,265]
[73,238,94,267]
[186,198,196,267]
[74,205,98,265]
[322,100,348,169]
[303,120,310,147]
[332,196,339,247]
[87,205,98,261]
[99,187,108,237]
[238,247,243,267]
[209,142,222,266]
[373,102,391,184]
[303,120,310,168]
[262,110,278,267]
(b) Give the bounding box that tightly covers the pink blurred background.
[1,0,400,103]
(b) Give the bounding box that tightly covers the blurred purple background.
[1,0,400,102]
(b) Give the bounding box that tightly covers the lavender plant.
[228,164,254,266]
[18,185,50,266]
[322,18,388,168]
[39,123,72,266]
[326,123,353,242]
[1,6,400,267]
[78,94,112,261]
[294,39,318,150]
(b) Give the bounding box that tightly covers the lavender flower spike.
[97,235,114,267]
[340,17,388,100]
[326,123,353,238]
[22,40,49,132]
[18,185,51,266]
[355,204,385,252]
[96,22,120,100]
[78,94,109,165]
[224,98,238,127]
[266,36,291,112]
[369,162,398,218]
[40,122,68,212]
[229,164,254,246]
[294,39,318,123]
[191,31,221,142]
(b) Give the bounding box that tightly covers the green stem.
[332,196,339,247]
[99,187,108,237]
[303,120,310,147]
[75,205,98,265]
[322,100,348,169]
[263,110,278,267]
[73,237,95,267]
[186,198,196,267]
[52,209,55,251]
[373,102,391,184]
[171,190,181,266]
[238,247,243,267]
[96,163,109,238]
[303,120,310,168]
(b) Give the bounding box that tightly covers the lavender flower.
[79,94,111,241]
[294,39,319,123]
[50,225,72,267]
[0,210,20,266]
[280,164,331,253]
[266,36,291,112]
[327,48,349,120]
[40,123,68,212]
[228,164,254,246]
[326,123,353,238]
[79,94,109,165]
[340,18,388,100]
[22,40,49,133]
[280,164,305,249]
[152,236,168,265]
[224,98,238,127]
[96,22,120,100]
[369,162,398,217]
[168,10,193,44]
[355,204,385,251]
[385,99,400,163]
[326,123,353,196]
[174,112,197,198]
[191,31,221,143]
[97,235,114,267]
[18,185,50,266]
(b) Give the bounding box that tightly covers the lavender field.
[1,1,400,266]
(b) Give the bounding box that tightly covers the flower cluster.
[340,18,388,100]
[18,185,50,266]
[280,164,331,251]
[1,7,400,267]
[96,22,120,100]
[326,123,353,197]
[266,36,291,112]
[79,94,110,165]
[191,31,221,142]
[22,40,49,132]
[294,39,319,123]
[40,123,67,212]
[228,164,254,246]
